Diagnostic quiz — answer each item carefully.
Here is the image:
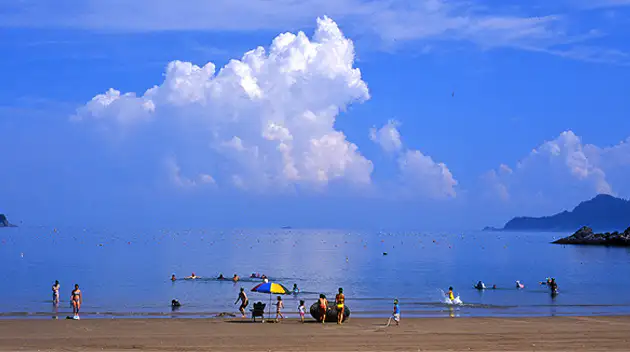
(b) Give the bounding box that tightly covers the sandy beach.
[1,316,629,351]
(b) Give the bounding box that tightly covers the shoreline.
[1,316,630,351]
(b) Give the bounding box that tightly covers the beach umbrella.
[251,282,290,319]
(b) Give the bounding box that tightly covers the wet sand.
[1,316,629,351]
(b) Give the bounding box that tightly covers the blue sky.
[1,0,629,230]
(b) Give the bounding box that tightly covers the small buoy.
[20,252,24,258]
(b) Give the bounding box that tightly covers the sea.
[1,226,629,319]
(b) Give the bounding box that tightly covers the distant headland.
[484,194,630,232]
[0,214,16,228]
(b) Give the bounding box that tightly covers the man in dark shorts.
[234,288,249,318]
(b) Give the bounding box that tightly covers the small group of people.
[171,272,267,283]
[473,279,559,294]
[540,277,559,295]
[315,287,346,325]
[51,280,82,320]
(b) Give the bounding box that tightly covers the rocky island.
[553,226,630,246]
[0,214,16,227]
[485,194,630,232]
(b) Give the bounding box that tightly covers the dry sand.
[1,316,629,351]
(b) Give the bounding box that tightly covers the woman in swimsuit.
[335,287,345,325]
[318,294,328,324]
[71,284,82,320]
[52,280,60,305]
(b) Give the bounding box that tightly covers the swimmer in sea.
[232,274,239,282]
[71,284,82,320]
[171,274,176,282]
[185,272,198,280]
[234,288,249,318]
[250,273,257,278]
[217,273,225,280]
[52,280,60,305]
[515,280,524,289]
[447,287,455,301]
[292,284,300,294]
[171,299,181,307]
[474,281,486,290]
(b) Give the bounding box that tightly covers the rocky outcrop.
[552,226,630,246]
[0,214,15,227]
[309,302,350,322]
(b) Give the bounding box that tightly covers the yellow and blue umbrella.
[251,282,290,294]
[251,282,290,318]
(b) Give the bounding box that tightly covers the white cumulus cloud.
[370,121,457,199]
[75,17,374,193]
[369,119,403,153]
[483,130,629,202]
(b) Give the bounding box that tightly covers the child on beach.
[298,300,306,323]
[386,299,400,326]
[275,296,284,322]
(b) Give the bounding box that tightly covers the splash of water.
[439,289,464,305]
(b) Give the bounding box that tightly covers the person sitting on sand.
[447,287,455,301]
[335,287,345,325]
[292,284,300,294]
[185,273,198,280]
[52,280,60,305]
[232,274,239,282]
[234,288,248,318]
[217,273,225,280]
[318,294,328,324]
[171,274,176,282]
[71,284,82,320]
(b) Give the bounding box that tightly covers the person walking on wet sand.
[335,287,345,325]
[234,288,248,318]
[318,294,328,324]
[386,299,400,327]
[275,296,284,322]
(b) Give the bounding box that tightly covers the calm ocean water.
[1,226,629,319]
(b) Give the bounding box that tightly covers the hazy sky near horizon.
[1,0,629,229]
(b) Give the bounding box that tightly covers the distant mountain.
[490,194,630,231]
[0,214,16,228]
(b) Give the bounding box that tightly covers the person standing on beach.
[234,288,249,318]
[52,280,60,305]
[71,284,82,320]
[298,300,306,323]
[275,296,284,322]
[335,287,345,325]
[318,294,328,324]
